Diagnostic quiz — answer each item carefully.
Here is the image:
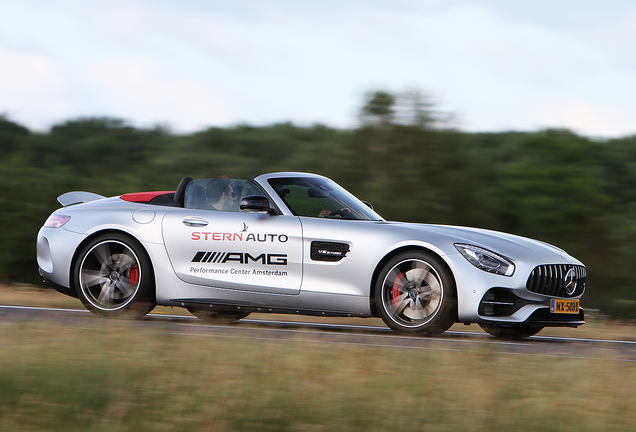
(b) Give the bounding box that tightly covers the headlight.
[454,244,515,276]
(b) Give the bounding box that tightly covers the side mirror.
[240,195,276,215]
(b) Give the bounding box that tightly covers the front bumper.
[474,270,585,328]
[452,255,586,327]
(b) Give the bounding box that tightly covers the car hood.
[383,221,571,260]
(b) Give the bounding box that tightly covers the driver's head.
[206,177,234,210]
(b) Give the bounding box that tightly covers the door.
[162,209,303,295]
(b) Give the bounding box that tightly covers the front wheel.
[73,233,156,318]
[479,323,543,340]
[375,251,456,335]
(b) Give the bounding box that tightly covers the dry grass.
[0,283,83,309]
[1,284,636,431]
[1,318,635,431]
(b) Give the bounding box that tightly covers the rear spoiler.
[57,191,106,207]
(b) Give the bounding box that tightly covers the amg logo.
[191,251,288,266]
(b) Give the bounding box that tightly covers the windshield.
[268,177,381,221]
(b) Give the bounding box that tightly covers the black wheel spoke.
[391,294,411,316]
[116,278,137,297]
[97,280,115,303]
[114,252,135,272]
[81,269,108,289]
[407,264,430,286]
[385,267,405,290]
[92,242,112,265]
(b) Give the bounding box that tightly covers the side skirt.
[171,298,364,318]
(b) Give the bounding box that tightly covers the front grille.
[526,265,586,298]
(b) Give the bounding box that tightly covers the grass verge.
[1,319,635,431]
[1,284,636,430]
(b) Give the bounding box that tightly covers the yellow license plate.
[550,299,579,314]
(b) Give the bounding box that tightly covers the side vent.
[311,241,350,262]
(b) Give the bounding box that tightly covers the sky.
[1,0,636,137]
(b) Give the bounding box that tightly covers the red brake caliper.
[129,265,140,286]
[392,273,404,305]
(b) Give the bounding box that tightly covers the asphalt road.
[2,304,635,362]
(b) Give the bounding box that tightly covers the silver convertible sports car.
[37,172,586,339]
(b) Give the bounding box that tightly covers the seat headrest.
[173,177,193,207]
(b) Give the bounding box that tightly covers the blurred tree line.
[1,90,636,318]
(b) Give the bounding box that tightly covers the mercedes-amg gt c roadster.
[37,172,586,339]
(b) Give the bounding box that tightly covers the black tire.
[375,251,456,335]
[479,323,543,340]
[73,233,156,318]
[187,308,250,323]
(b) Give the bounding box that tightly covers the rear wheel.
[188,308,250,323]
[375,251,456,335]
[74,233,155,318]
[479,323,543,340]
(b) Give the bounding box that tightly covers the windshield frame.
[266,176,383,221]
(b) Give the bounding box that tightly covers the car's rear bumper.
[39,267,77,298]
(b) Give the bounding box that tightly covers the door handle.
[183,217,208,227]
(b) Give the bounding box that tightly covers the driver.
[206,177,234,211]
[319,208,351,218]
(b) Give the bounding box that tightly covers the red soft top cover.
[120,191,175,203]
